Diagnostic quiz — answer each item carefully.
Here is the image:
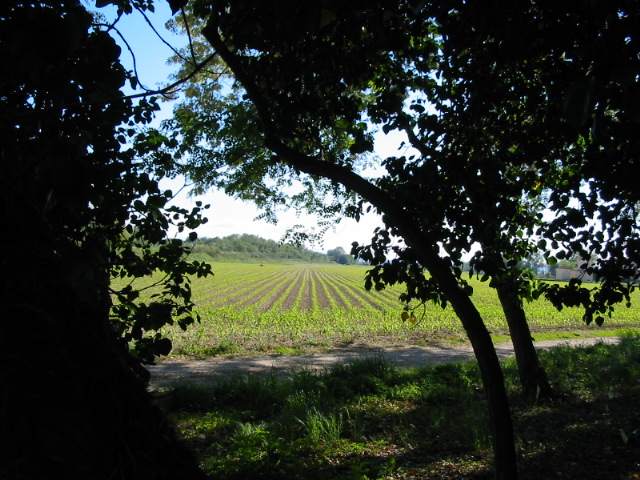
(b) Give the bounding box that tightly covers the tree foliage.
[3,0,212,366]
[167,0,640,316]
[160,2,640,477]
[1,1,211,477]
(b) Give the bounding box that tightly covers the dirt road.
[148,337,620,387]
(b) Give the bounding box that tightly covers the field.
[118,262,640,357]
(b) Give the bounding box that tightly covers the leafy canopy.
[163,1,639,324]
[1,0,212,365]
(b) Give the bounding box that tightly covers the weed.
[299,407,344,446]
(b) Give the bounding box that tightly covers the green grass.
[111,262,640,357]
[491,326,640,345]
[169,335,640,479]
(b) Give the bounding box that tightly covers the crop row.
[191,264,400,312]
[161,262,640,357]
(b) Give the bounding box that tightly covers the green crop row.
[148,262,640,357]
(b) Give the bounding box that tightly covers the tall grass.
[170,334,640,480]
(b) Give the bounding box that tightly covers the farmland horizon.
[114,261,640,359]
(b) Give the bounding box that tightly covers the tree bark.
[481,251,553,401]
[495,279,554,400]
[453,297,519,480]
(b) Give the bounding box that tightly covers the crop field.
[115,262,640,357]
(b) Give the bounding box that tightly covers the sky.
[103,2,407,253]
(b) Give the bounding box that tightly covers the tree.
[525,2,640,325]
[166,0,558,404]
[1,1,209,477]
[327,246,353,264]
[161,2,640,478]
[165,2,519,477]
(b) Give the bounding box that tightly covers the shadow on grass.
[167,335,640,480]
[513,392,640,479]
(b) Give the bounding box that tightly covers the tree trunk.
[428,262,519,480]
[495,280,554,401]
[0,250,207,480]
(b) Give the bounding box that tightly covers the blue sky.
[102,2,398,253]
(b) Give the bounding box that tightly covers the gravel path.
[148,337,621,387]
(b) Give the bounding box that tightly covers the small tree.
[327,246,353,264]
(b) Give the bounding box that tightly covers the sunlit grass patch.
[168,334,640,479]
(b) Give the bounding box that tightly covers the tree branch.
[202,20,447,274]
[180,8,198,67]
[395,111,431,158]
[95,23,152,93]
[123,52,219,100]
[202,22,389,212]
[134,5,188,64]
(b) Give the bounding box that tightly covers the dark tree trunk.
[495,280,554,401]
[426,260,519,480]
[0,250,207,480]
[481,250,553,401]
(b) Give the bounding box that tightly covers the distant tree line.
[190,234,329,262]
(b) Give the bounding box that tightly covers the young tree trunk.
[1,251,206,480]
[426,260,519,480]
[481,250,553,401]
[495,280,554,400]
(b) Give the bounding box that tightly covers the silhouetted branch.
[123,52,220,100]
[95,23,153,93]
[134,5,188,63]
[181,8,198,67]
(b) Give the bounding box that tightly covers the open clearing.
[114,262,640,357]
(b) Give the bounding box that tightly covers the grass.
[490,326,640,345]
[168,334,640,479]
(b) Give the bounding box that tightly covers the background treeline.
[189,234,331,262]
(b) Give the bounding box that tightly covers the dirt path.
[148,337,621,387]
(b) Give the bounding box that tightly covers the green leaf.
[155,338,173,356]
[95,0,117,7]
